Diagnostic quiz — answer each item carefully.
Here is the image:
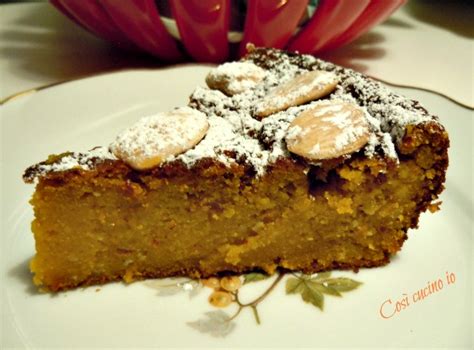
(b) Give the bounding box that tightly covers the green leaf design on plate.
[325,277,362,292]
[286,272,362,311]
[243,272,269,284]
[309,280,342,297]
[312,271,332,280]
[286,277,304,294]
[286,277,324,310]
[301,281,325,310]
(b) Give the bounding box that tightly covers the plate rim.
[1,66,472,110]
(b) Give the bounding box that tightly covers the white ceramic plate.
[1,66,472,348]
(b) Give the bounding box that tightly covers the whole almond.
[111,107,209,170]
[255,70,338,118]
[285,100,370,160]
[206,61,266,96]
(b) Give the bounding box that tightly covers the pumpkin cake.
[23,47,449,292]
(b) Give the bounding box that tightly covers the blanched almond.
[206,61,266,96]
[285,100,370,160]
[111,107,209,170]
[255,70,338,118]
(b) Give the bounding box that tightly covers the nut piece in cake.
[206,61,266,96]
[255,70,338,118]
[285,100,370,160]
[110,107,209,170]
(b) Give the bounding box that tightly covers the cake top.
[24,47,439,182]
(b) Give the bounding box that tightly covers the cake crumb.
[428,201,442,213]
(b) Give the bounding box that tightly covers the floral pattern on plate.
[146,271,362,337]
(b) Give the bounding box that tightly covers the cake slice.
[23,47,449,292]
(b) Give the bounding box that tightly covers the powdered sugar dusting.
[313,103,344,116]
[381,132,398,160]
[26,48,441,180]
[175,115,237,166]
[309,143,321,156]
[334,125,368,152]
[286,125,304,141]
[321,110,352,128]
[24,147,116,182]
[337,76,432,142]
